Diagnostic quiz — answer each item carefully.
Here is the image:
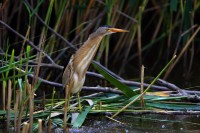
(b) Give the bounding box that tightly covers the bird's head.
[95,26,129,36]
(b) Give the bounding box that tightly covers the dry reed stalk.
[3,81,6,110]
[140,65,144,107]
[27,81,34,133]
[164,26,200,79]
[22,122,30,133]
[99,101,102,110]
[17,81,29,133]
[42,90,45,110]
[14,90,20,132]
[38,119,43,133]
[6,80,12,132]
[47,119,52,133]
[17,104,27,133]
[65,127,69,133]
[137,7,142,68]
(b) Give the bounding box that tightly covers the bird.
[62,26,128,129]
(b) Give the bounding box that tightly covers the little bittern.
[62,26,128,128]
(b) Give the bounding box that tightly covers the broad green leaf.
[72,105,93,128]
[92,62,136,97]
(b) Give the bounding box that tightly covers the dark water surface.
[69,114,200,133]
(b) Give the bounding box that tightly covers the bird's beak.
[108,28,129,33]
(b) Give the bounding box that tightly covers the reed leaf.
[72,105,93,128]
[92,62,136,97]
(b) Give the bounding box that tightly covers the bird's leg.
[68,93,71,110]
[77,92,82,111]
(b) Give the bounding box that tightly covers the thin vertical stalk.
[14,90,20,132]
[38,119,42,133]
[17,98,28,133]
[136,0,148,67]
[137,6,142,68]
[42,90,45,110]
[22,122,30,133]
[47,119,52,133]
[6,80,12,133]
[105,0,113,67]
[140,65,144,107]
[3,81,6,110]
[28,81,34,133]
[164,26,200,79]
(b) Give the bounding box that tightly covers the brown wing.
[62,55,74,88]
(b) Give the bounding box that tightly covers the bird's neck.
[73,34,104,77]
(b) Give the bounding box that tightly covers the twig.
[101,110,200,115]
[15,67,62,87]
[156,79,200,101]
[156,78,188,95]
[15,67,170,91]
[121,80,169,91]
[15,67,200,97]
[0,20,55,64]
[82,86,122,94]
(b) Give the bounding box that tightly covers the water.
[69,114,200,133]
